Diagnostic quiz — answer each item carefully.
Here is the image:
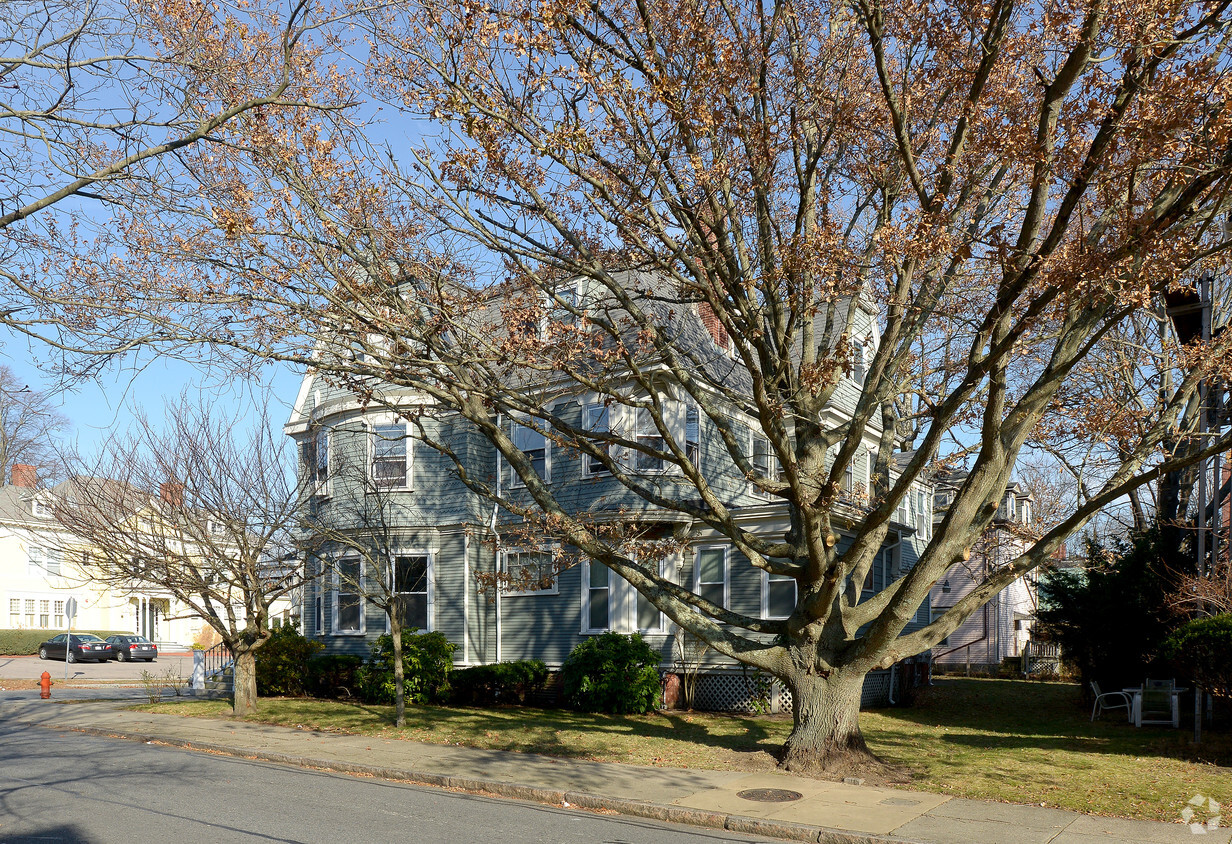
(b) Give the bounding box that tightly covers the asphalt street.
[0,654,191,683]
[0,722,779,844]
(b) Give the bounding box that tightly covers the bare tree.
[16,0,1232,774]
[301,425,427,727]
[0,364,68,484]
[52,397,309,715]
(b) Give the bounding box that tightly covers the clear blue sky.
[1,328,302,457]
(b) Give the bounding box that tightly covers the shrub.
[255,625,323,697]
[305,654,365,699]
[357,629,457,705]
[451,660,549,705]
[0,630,131,655]
[562,632,662,714]
[1161,614,1232,698]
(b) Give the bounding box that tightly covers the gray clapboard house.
[284,273,935,709]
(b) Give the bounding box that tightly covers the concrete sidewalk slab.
[2,698,1226,844]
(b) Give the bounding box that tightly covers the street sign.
[64,597,77,623]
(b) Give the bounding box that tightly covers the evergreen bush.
[254,625,323,696]
[451,660,549,705]
[562,632,662,714]
[1161,614,1232,698]
[356,629,456,705]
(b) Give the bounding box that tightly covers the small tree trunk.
[780,667,878,775]
[232,648,259,717]
[392,623,406,728]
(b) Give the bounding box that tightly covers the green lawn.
[140,677,1231,821]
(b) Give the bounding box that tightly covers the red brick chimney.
[698,302,730,350]
[10,464,37,488]
[160,481,184,507]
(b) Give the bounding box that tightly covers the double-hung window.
[635,558,668,633]
[392,553,430,630]
[917,490,930,538]
[764,571,797,619]
[28,547,61,576]
[694,547,728,609]
[334,557,363,634]
[750,435,781,496]
[372,423,410,489]
[502,549,556,595]
[583,560,611,632]
[634,407,665,472]
[685,405,700,467]
[303,429,330,496]
[851,339,867,385]
[38,599,49,628]
[53,600,64,629]
[511,423,549,485]
[584,404,611,476]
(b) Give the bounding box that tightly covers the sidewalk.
[1,693,1225,844]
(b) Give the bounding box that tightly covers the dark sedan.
[37,633,113,663]
[104,635,157,662]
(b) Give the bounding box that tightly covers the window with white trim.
[54,600,64,629]
[502,549,557,595]
[931,607,950,647]
[634,407,665,472]
[582,560,611,632]
[584,404,611,476]
[28,547,62,576]
[372,423,411,489]
[9,597,19,627]
[25,598,35,627]
[851,339,867,385]
[685,405,700,467]
[750,435,781,497]
[334,557,363,634]
[39,599,49,628]
[553,282,580,326]
[917,490,930,538]
[510,423,549,485]
[302,428,330,496]
[764,571,797,619]
[635,558,669,633]
[32,500,51,518]
[392,553,430,630]
[694,546,728,609]
[843,457,855,493]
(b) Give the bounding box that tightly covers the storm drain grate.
[736,789,804,803]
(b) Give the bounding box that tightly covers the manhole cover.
[736,788,804,803]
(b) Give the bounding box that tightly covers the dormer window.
[850,339,867,385]
[31,500,51,519]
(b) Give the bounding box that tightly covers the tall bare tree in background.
[52,398,308,715]
[0,364,68,484]
[16,0,1232,772]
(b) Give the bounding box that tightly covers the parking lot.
[0,652,193,683]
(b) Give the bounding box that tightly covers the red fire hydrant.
[39,671,52,699]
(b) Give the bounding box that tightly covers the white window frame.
[762,570,797,620]
[931,606,950,647]
[501,547,559,596]
[749,434,780,498]
[633,406,667,473]
[917,489,930,538]
[633,556,670,633]
[32,499,51,518]
[28,547,62,577]
[583,403,613,477]
[850,338,867,385]
[581,559,612,633]
[304,428,331,498]
[332,556,365,636]
[370,420,412,490]
[693,545,729,610]
[388,551,433,632]
[685,405,701,469]
[508,421,551,487]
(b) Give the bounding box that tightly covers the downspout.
[491,502,502,664]
[462,531,470,665]
[887,664,897,705]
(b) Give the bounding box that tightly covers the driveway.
[0,652,194,683]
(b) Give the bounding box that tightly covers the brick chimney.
[10,464,37,488]
[698,302,730,350]
[160,481,184,507]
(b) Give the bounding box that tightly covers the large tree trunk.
[780,667,879,775]
[232,648,259,717]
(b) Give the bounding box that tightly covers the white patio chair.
[1090,680,1132,722]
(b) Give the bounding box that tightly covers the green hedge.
[255,626,324,696]
[356,629,457,705]
[451,660,549,705]
[1162,614,1232,698]
[0,629,132,655]
[562,632,662,714]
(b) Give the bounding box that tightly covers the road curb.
[47,722,924,844]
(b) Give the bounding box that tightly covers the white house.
[928,474,1038,671]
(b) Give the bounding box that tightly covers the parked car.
[104,635,157,662]
[37,633,113,663]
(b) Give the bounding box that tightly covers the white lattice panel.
[691,668,900,712]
